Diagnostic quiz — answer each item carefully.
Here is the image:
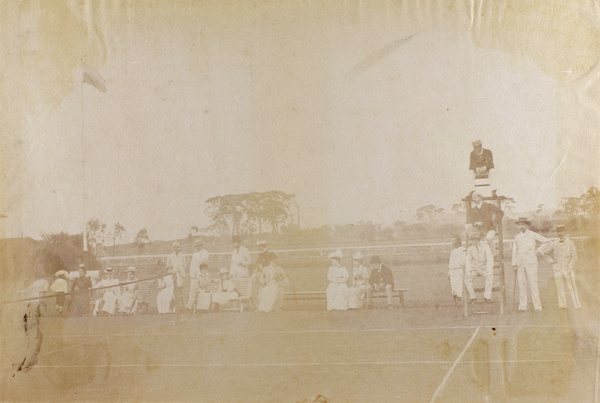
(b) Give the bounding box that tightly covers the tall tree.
[112,222,126,247]
[134,228,150,254]
[86,218,106,253]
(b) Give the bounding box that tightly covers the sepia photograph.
[1,1,600,402]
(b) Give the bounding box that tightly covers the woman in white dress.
[326,250,349,311]
[156,268,175,314]
[348,252,370,309]
[211,268,238,311]
[257,259,288,312]
[118,266,139,314]
[195,266,212,312]
[93,268,121,316]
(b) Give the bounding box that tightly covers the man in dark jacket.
[366,255,395,309]
[469,139,494,178]
[466,192,503,241]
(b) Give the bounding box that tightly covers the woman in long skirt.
[211,268,238,311]
[326,250,349,311]
[257,261,287,312]
[118,266,139,314]
[448,236,466,306]
[93,268,121,316]
[157,268,175,314]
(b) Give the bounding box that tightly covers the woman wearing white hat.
[326,250,349,311]
[348,252,369,309]
[118,266,140,314]
[93,267,121,316]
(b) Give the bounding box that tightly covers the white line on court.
[429,325,480,403]
[38,319,182,357]
[8,358,596,370]
[22,322,599,339]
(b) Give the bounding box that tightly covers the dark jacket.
[369,265,394,288]
[467,202,503,232]
[469,148,494,174]
[256,250,277,269]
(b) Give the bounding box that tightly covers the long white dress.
[348,265,370,309]
[212,279,238,305]
[257,264,287,312]
[156,275,175,314]
[93,278,121,315]
[118,280,139,313]
[326,266,349,311]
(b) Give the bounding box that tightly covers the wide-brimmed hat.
[515,217,531,225]
[555,225,566,232]
[193,239,203,246]
[172,241,181,248]
[78,263,86,268]
[370,255,381,264]
[472,139,482,147]
[219,268,229,275]
[126,266,136,273]
[328,250,343,260]
[256,239,267,246]
[104,267,114,273]
[55,270,68,277]
[352,252,364,260]
[471,191,483,198]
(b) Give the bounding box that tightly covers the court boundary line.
[38,318,182,357]
[15,322,598,339]
[429,325,480,403]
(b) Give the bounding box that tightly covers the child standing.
[448,236,466,306]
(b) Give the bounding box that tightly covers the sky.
[2,1,599,241]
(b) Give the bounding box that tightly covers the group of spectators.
[156,237,289,314]
[326,251,395,310]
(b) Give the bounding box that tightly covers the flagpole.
[81,69,88,252]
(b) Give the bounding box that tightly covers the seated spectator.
[50,270,69,314]
[157,267,175,314]
[469,139,495,183]
[348,252,369,309]
[326,249,349,311]
[464,232,495,304]
[195,265,212,312]
[93,267,121,316]
[211,268,239,311]
[71,264,93,316]
[366,256,395,309]
[118,266,139,314]
[257,256,288,312]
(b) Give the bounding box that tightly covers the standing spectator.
[465,192,503,241]
[194,265,212,312]
[186,239,210,312]
[230,236,252,278]
[326,250,349,311]
[50,270,69,314]
[71,264,92,316]
[464,232,494,304]
[257,258,287,312]
[366,255,395,309]
[157,267,175,314]
[250,240,276,310]
[348,252,369,309]
[448,236,466,306]
[118,266,140,314]
[166,241,186,313]
[512,217,549,312]
[539,225,582,309]
[469,139,495,186]
[93,268,121,316]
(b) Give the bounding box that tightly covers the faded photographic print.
[1,1,599,402]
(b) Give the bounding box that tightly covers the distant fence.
[99,237,592,273]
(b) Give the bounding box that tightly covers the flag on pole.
[82,65,107,92]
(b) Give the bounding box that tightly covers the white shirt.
[189,249,210,279]
[448,247,466,271]
[166,251,187,281]
[512,229,549,267]
[230,245,252,277]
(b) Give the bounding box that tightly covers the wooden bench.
[220,277,251,312]
[284,288,409,307]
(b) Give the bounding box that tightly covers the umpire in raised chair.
[366,255,395,309]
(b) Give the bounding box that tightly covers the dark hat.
[370,255,381,264]
[515,217,531,225]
